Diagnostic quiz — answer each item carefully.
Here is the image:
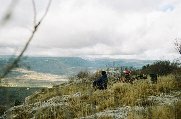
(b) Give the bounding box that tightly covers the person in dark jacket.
[93,71,108,90]
[150,73,157,84]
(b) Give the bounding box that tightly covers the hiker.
[150,73,157,84]
[143,74,148,79]
[123,68,132,83]
[123,68,131,76]
[93,71,108,90]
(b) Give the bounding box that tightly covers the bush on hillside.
[141,60,180,76]
[77,71,90,79]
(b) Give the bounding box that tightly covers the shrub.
[141,60,180,76]
[77,71,90,79]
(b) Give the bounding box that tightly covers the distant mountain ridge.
[0,56,154,76]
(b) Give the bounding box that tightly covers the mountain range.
[0,56,154,76]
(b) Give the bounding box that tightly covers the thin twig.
[0,0,52,80]
[32,0,37,26]
[39,0,52,23]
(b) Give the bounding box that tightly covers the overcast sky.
[0,0,181,60]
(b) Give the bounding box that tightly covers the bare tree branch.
[40,0,52,23]
[0,0,52,81]
[32,0,37,26]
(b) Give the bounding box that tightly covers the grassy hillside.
[3,72,181,119]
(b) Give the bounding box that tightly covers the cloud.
[159,3,175,12]
[0,0,181,60]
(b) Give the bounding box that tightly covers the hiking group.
[93,70,158,90]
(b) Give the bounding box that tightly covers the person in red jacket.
[123,68,132,83]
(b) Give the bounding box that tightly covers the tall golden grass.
[128,101,181,119]
[13,74,180,119]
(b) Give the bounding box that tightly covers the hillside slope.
[2,74,180,119]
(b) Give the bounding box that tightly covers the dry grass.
[128,101,181,119]
[155,75,179,93]
[34,105,75,119]
[27,87,62,104]
[16,74,180,119]
[65,75,179,118]
[60,81,92,95]
[97,116,114,119]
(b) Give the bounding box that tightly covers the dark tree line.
[141,60,181,76]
